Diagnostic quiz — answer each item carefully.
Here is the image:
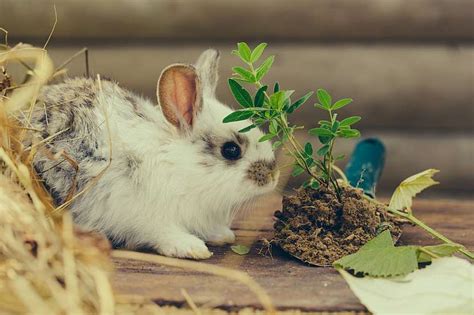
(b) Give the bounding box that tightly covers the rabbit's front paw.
[156,234,213,260]
[205,226,235,245]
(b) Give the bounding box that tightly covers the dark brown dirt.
[273,185,402,266]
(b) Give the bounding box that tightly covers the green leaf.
[317,144,330,156]
[339,129,361,138]
[268,120,278,134]
[417,244,464,263]
[304,142,313,155]
[389,169,440,212]
[318,120,331,127]
[255,55,274,81]
[318,135,332,144]
[269,90,291,110]
[228,79,253,108]
[273,82,280,93]
[332,98,353,110]
[272,140,282,150]
[340,116,361,126]
[309,127,334,137]
[237,42,251,62]
[335,154,346,161]
[292,165,305,177]
[238,124,256,133]
[254,85,267,107]
[314,103,328,111]
[331,120,340,133]
[223,110,254,123]
[287,91,313,113]
[333,230,419,277]
[231,244,250,255]
[232,66,255,83]
[316,89,332,109]
[259,133,276,142]
[310,180,320,189]
[250,43,267,63]
[282,97,291,111]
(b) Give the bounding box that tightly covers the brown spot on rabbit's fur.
[247,160,276,186]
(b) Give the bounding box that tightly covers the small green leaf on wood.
[304,142,313,155]
[389,169,440,212]
[333,230,419,277]
[228,79,253,108]
[231,244,250,255]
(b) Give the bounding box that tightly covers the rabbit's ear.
[195,49,220,97]
[157,64,202,128]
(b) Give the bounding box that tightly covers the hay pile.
[0,40,124,314]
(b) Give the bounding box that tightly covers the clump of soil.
[273,185,401,266]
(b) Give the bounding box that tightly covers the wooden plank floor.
[112,194,473,312]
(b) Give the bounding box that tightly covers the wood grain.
[31,44,474,131]
[112,194,474,312]
[1,0,473,41]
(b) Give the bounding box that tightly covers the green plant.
[224,43,474,266]
[223,42,360,199]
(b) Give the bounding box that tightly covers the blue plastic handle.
[345,138,386,198]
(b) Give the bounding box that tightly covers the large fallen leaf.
[333,230,418,277]
[338,257,474,315]
[389,169,439,211]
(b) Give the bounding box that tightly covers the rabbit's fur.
[28,50,279,259]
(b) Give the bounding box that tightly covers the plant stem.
[325,109,342,198]
[364,195,474,260]
[249,64,324,186]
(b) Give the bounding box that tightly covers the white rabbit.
[28,49,279,259]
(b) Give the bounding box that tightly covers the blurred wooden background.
[1,0,473,196]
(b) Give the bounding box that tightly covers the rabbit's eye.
[221,141,241,160]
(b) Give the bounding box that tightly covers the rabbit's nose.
[248,159,277,187]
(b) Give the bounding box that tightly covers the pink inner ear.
[172,71,197,125]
